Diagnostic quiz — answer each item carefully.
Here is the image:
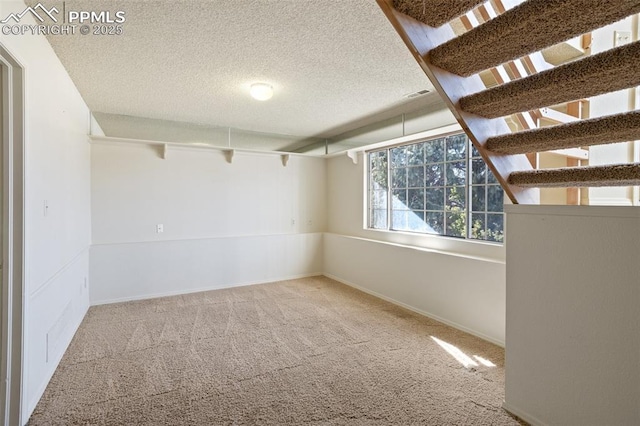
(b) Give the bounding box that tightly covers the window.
[368,133,504,242]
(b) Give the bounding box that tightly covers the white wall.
[504,205,640,426]
[324,151,507,345]
[0,2,92,421]
[91,234,322,304]
[90,142,325,303]
[324,234,507,344]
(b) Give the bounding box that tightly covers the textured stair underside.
[486,111,640,154]
[508,163,640,188]
[392,0,485,27]
[376,0,539,204]
[460,41,640,118]
[380,0,640,201]
[429,0,640,77]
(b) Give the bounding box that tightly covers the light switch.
[156,224,164,233]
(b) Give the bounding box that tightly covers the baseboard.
[91,273,323,306]
[323,273,505,348]
[502,401,548,426]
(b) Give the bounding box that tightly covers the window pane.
[446,211,466,238]
[487,185,504,212]
[406,143,425,166]
[426,211,444,234]
[425,164,444,186]
[408,188,425,210]
[371,189,387,209]
[392,167,407,189]
[407,211,430,232]
[392,210,408,230]
[472,159,486,185]
[369,151,388,189]
[426,187,444,211]
[487,213,504,242]
[446,186,466,210]
[471,213,486,240]
[446,161,466,186]
[391,146,407,167]
[446,134,466,161]
[371,209,387,229]
[471,186,486,212]
[407,166,424,188]
[392,188,407,206]
[425,138,444,164]
[471,143,480,158]
[411,210,425,222]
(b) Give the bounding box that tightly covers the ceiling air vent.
[405,89,430,99]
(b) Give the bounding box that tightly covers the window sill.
[357,228,506,263]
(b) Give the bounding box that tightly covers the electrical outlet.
[156,224,164,233]
[614,31,631,47]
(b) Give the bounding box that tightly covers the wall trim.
[91,231,323,247]
[0,43,26,426]
[323,273,504,348]
[29,248,89,299]
[502,402,548,426]
[91,273,322,306]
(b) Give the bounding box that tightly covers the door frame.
[0,43,25,426]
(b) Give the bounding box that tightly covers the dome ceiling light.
[250,83,274,101]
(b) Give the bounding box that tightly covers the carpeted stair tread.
[459,41,640,118]
[430,0,640,77]
[508,163,640,188]
[392,0,485,27]
[486,111,640,154]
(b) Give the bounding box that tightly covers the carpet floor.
[28,276,524,425]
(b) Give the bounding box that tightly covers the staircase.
[378,0,640,204]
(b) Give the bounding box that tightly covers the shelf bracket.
[281,154,290,167]
[161,144,169,159]
[346,150,358,164]
[223,149,234,164]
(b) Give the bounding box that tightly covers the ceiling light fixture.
[250,83,274,101]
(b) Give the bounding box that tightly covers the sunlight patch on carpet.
[431,336,495,369]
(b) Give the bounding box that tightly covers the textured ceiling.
[36,0,437,140]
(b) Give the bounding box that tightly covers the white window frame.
[366,130,505,243]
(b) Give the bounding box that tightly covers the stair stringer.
[377,0,539,204]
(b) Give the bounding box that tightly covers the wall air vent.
[405,89,430,99]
